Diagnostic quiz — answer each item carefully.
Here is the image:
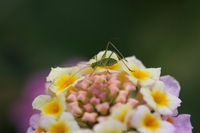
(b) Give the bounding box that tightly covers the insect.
[90,41,133,72]
[91,52,117,69]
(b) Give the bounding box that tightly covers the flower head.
[27,46,192,133]
[65,72,136,126]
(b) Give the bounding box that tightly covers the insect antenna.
[102,41,110,59]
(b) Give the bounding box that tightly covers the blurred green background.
[0,1,199,133]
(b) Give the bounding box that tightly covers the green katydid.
[90,41,133,72]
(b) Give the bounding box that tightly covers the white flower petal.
[93,120,126,133]
[29,114,40,129]
[39,115,56,130]
[125,56,146,69]
[32,95,51,110]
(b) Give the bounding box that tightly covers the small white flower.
[130,105,175,133]
[123,61,161,87]
[32,94,66,118]
[46,67,83,94]
[39,112,80,133]
[141,81,181,115]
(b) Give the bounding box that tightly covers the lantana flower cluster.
[27,50,193,133]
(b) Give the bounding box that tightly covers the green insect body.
[91,57,118,69]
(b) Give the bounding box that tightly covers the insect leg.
[107,41,128,62]
[112,51,133,72]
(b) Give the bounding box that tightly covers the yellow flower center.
[132,69,149,80]
[142,114,160,131]
[42,97,61,117]
[152,90,168,107]
[56,75,77,92]
[49,122,69,133]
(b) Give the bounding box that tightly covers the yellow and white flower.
[32,94,66,118]
[39,112,80,133]
[130,105,175,133]
[124,64,160,87]
[140,81,181,115]
[46,67,83,95]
